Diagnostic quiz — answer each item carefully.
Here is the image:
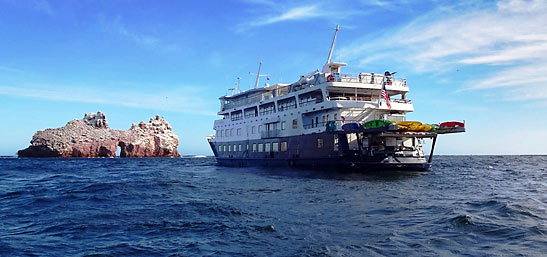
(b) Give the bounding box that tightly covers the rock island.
[18,112,180,158]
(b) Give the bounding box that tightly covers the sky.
[1,0,546,156]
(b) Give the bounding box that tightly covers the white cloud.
[236,5,321,32]
[115,24,159,47]
[459,42,547,65]
[0,85,218,116]
[467,64,547,90]
[235,3,366,32]
[257,5,321,25]
[337,0,547,99]
[506,87,547,101]
[100,16,183,53]
[103,16,160,47]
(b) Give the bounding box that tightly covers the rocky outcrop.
[18,112,180,158]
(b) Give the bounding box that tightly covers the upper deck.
[219,72,409,113]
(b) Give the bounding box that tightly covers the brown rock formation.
[18,112,180,158]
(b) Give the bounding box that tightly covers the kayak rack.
[332,124,465,164]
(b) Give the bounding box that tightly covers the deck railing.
[326,96,411,104]
[339,73,407,87]
[299,98,323,107]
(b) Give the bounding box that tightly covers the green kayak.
[364,119,392,128]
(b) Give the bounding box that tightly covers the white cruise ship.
[207,26,464,171]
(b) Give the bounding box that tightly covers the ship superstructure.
[207,26,464,171]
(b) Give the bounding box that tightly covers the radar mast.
[322,25,340,73]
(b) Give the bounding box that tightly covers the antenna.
[322,25,340,73]
[326,25,339,65]
[236,77,241,93]
[254,61,262,89]
[249,61,269,89]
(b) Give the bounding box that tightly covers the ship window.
[293,119,298,129]
[253,143,257,152]
[230,128,234,136]
[280,141,287,152]
[281,121,286,130]
[231,110,243,121]
[277,96,297,112]
[258,125,263,132]
[223,145,226,152]
[252,126,256,134]
[334,135,339,151]
[228,145,231,152]
[225,129,229,137]
[315,117,319,127]
[259,102,276,115]
[247,144,249,150]
[317,138,323,148]
[272,142,279,152]
[265,143,271,152]
[298,89,323,106]
[322,115,326,123]
[219,130,223,137]
[237,128,241,136]
[245,107,258,119]
[334,113,338,121]
[218,145,222,152]
[233,144,237,152]
[327,114,330,121]
[258,144,264,152]
[238,144,242,151]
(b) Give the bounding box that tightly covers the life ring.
[327,75,335,82]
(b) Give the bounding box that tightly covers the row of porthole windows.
[216,120,299,138]
[217,142,288,153]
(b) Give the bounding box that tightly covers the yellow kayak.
[393,121,432,132]
[406,124,432,132]
[395,121,422,126]
[416,124,433,132]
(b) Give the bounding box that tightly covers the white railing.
[299,98,323,107]
[339,73,407,87]
[327,96,377,102]
[391,99,411,104]
[327,96,410,103]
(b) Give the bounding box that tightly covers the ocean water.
[0,156,546,256]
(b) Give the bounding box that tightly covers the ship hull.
[214,157,431,171]
[208,131,432,172]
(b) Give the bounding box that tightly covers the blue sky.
[1,0,546,156]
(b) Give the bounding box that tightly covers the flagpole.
[378,76,384,107]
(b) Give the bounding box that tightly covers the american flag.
[381,83,391,109]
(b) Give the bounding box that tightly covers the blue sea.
[0,156,546,256]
